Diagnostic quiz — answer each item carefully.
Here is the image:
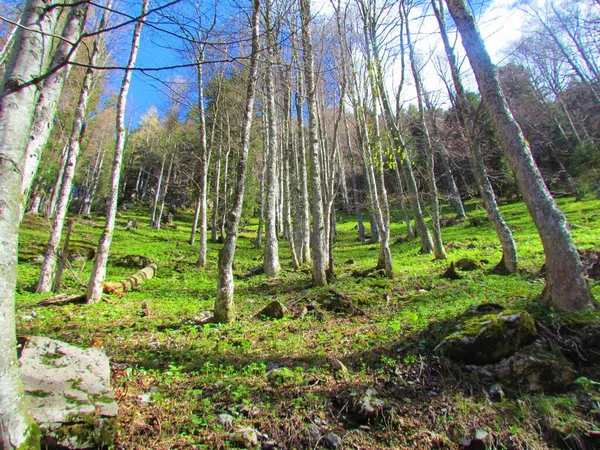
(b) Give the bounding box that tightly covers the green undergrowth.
[15,196,600,449]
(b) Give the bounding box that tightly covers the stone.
[461,429,490,450]
[354,388,384,422]
[232,427,259,448]
[488,383,504,401]
[19,336,118,449]
[495,342,576,393]
[455,258,484,271]
[436,310,537,364]
[258,300,288,319]
[307,423,321,441]
[217,413,235,430]
[324,432,343,448]
[328,358,348,375]
[113,254,152,269]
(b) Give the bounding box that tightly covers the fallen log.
[103,263,157,295]
[40,293,86,306]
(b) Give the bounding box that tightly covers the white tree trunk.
[151,154,166,227]
[214,0,260,323]
[447,0,595,311]
[195,48,209,267]
[300,0,327,285]
[20,1,89,216]
[0,0,58,446]
[87,0,148,303]
[37,4,111,293]
[263,2,280,276]
[432,0,517,272]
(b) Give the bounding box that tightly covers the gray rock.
[488,383,504,401]
[436,310,537,364]
[354,388,384,422]
[496,342,576,393]
[324,432,342,448]
[217,413,235,430]
[328,358,348,375]
[232,427,259,448]
[307,423,321,441]
[258,301,288,319]
[19,336,118,449]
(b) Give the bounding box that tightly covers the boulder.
[496,342,576,393]
[19,336,118,449]
[231,427,259,448]
[113,254,152,269]
[353,388,385,423]
[258,300,288,319]
[455,258,484,271]
[436,310,537,364]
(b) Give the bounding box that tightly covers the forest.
[0,0,599,448]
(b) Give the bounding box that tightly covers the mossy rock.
[455,258,484,271]
[42,415,117,449]
[436,310,537,364]
[113,254,152,269]
[496,342,576,393]
[258,300,288,319]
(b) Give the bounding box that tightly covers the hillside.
[15,197,600,449]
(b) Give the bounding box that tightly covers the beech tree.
[0,0,59,446]
[446,0,596,311]
[214,0,261,322]
[87,0,149,303]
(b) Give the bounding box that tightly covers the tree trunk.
[293,57,311,264]
[404,10,446,260]
[37,5,110,293]
[300,0,327,286]
[150,154,166,227]
[211,144,222,243]
[20,1,89,217]
[86,0,148,303]
[447,0,595,311]
[80,144,106,215]
[155,152,174,230]
[0,0,59,446]
[195,48,209,267]
[432,0,517,273]
[214,0,260,323]
[263,2,280,277]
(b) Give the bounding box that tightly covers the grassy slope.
[15,197,600,449]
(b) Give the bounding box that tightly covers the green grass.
[15,196,600,449]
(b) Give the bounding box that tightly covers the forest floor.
[15,196,600,449]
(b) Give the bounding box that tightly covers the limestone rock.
[231,427,259,448]
[324,432,343,448]
[307,423,321,442]
[496,342,576,393]
[113,254,152,269]
[258,300,288,319]
[19,336,118,449]
[354,388,384,423]
[436,310,537,364]
[455,258,484,271]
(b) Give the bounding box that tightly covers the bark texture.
[87,0,147,303]
[300,0,327,285]
[447,0,595,311]
[214,0,260,323]
[0,0,57,447]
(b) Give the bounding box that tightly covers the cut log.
[103,263,157,295]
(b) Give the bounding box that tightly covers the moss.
[439,310,537,364]
[17,422,41,450]
[27,389,50,398]
[51,413,117,449]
